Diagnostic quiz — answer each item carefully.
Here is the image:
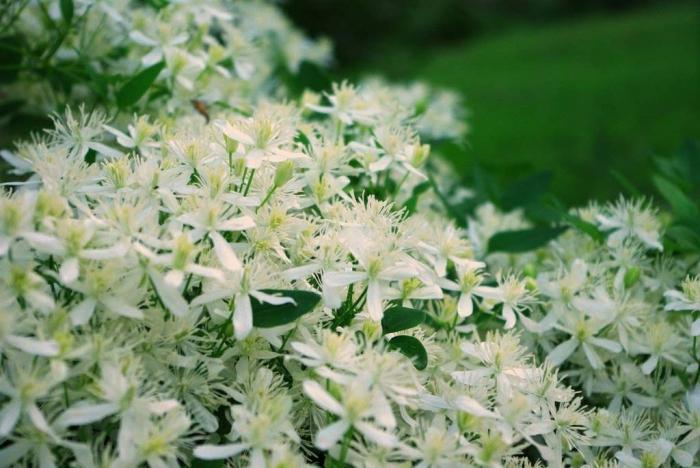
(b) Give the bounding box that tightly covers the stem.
[256,186,277,212]
[243,169,256,196]
[338,427,354,465]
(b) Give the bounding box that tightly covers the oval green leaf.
[487,226,568,253]
[251,289,321,328]
[381,306,425,334]
[387,335,428,370]
[116,61,165,108]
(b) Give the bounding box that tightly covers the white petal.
[582,343,604,369]
[27,404,51,434]
[372,393,396,429]
[588,337,622,353]
[22,232,65,255]
[194,443,247,460]
[70,298,97,326]
[0,400,21,436]
[164,269,185,288]
[148,399,179,414]
[217,215,256,231]
[210,231,242,272]
[220,123,255,146]
[453,395,496,418]
[5,335,59,357]
[249,290,296,306]
[0,441,32,467]
[502,304,516,329]
[80,242,128,260]
[641,355,658,375]
[149,269,189,317]
[57,402,119,427]
[233,294,253,340]
[692,318,700,336]
[315,420,349,450]
[366,280,384,321]
[457,294,473,318]
[102,297,144,320]
[302,380,344,415]
[547,339,578,366]
[354,422,397,448]
[324,271,366,288]
[59,257,80,284]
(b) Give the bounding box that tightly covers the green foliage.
[251,290,321,328]
[487,226,568,253]
[381,306,426,334]
[116,61,166,108]
[365,4,700,205]
[653,142,700,254]
[386,335,428,370]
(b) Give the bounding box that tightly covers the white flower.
[303,378,397,450]
[596,198,663,251]
[665,275,700,335]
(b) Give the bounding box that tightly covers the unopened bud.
[623,267,641,289]
[223,134,238,155]
[274,161,295,187]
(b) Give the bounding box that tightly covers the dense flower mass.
[0,1,698,467]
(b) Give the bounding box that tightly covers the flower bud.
[361,319,383,343]
[623,267,641,289]
[273,161,295,188]
[223,134,239,155]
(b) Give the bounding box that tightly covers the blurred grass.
[360,4,700,205]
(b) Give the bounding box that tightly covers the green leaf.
[381,306,425,334]
[116,61,165,108]
[487,226,568,253]
[387,335,428,370]
[653,175,699,224]
[610,169,642,197]
[191,459,225,468]
[60,0,74,24]
[404,180,431,215]
[251,289,321,328]
[500,171,551,211]
[560,212,605,243]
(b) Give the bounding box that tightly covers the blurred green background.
[284,0,700,206]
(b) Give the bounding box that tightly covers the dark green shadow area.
[356,4,700,206]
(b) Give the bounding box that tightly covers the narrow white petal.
[149,269,189,317]
[218,215,256,231]
[366,280,384,321]
[457,294,473,318]
[210,231,242,272]
[0,400,21,436]
[5,335,59,357]
[250,290,296,306]
[582,343,604,369]
[57,402,119,427]
[324,271,366,288]
[314,420,349,450]
[641,355,659,375]
[102,297,143,320]
[355,422,397,448]
[70,298,97,326]
[234,294,253,340]
[302,380,344,415]
[547,339,578,366]
[59,257,80,284]
[194,443,247,460]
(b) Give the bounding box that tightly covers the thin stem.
[243,169,256,196]
[337,427,354,465]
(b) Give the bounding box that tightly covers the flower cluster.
[468,197,700,466]
[1,1,697,467]
[2,0,330,116]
